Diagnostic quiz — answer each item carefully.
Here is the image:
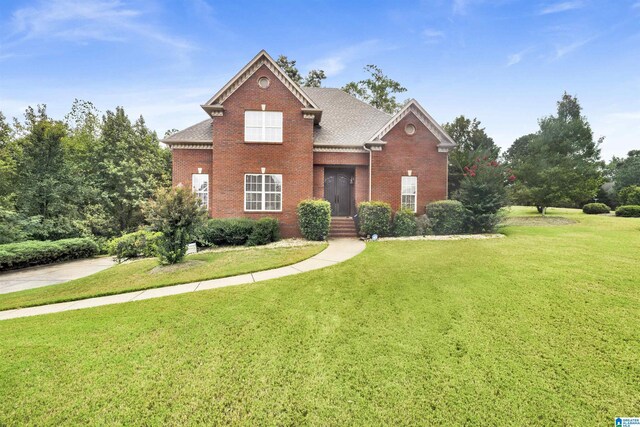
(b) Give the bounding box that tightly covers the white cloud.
[554,37,593,58]
[539,1,584,15]
[5,0,194,52]
[422,29,445,44]
[307,40,389,78]
[506,48,530,66]
[453,0,469,15]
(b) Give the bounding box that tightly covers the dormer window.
[245,111,283,143]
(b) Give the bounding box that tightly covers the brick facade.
[170,52,452,238]
[370,112,448,213]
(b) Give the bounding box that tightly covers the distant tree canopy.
[342,65,407,114]
[611,150,640,192]
[276,55,326,88]
[0,101,171,243]
[506,92,603,214]
[442,116,500,195]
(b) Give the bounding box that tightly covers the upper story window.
[245,173,282,212]
[192,173,209,209]
[245,111,283,143]
[401,176,417,213]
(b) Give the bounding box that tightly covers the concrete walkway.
[0,257,116,295]
[0,239,365,321]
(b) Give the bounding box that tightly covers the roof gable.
[369,100,457,152]
[201,50,320,115]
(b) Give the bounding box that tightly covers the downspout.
[363,143,372,201]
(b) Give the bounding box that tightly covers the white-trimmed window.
[244,111,283,143]
[401,176,417,212]
[245,174,282,211]
[192,173,209,209]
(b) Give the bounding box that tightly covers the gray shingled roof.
[302,87,390,146]
[163,88,391,147]
[163,119,212,144]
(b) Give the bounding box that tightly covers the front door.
[324,168,353,216]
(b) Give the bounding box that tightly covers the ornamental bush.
[297,199,331,241]
[145,186,208,265]
[456,156,511,233]
[582,203,611,215]
[426,200,466,235]
[0,238,99,271]
[392,209,418,237]
[195,218,280,246]
[246,217,280,246]
[358,201,392,237]
[615,205,640,217]
[618,186,640,206]
[107,230,162,263]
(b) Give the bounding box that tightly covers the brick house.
[164,50,456,237]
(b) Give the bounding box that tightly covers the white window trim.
[191,173,209,209]
[244,111,283,143]
[244,173,283,212]
[401,176,417,213]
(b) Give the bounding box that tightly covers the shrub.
[392,209,418,237]
[426,200,466,235]
[615,205,640,217]
[145,186,208,265]
[456,156,510,233]
[107,230,162,263]
[195,218,280,247]
[297,199,331,241]
[618,186,640,206]
[582,203,611,215]
[416,214,433,236]
[358,201,392,237]
[247,217,281,246]
[0,238,98,271]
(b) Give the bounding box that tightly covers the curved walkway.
[0,239,365,321]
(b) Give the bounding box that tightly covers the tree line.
[0,101,171,244]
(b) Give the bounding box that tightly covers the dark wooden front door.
[324,168,353,216]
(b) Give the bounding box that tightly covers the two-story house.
[163,50,456,237]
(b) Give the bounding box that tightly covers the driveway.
[0,257,116,294]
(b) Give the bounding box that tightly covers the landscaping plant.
[358,201,392,237]
[107,230,162,263]
[145,186,207,264]
[615,205,640,217]
[426,200,466,235]
[297,199,331,241]
[392,209,418,237]
[456,155,512,233]
[617,185,640,206]
[0,238,98,271]
[582,203,611,215]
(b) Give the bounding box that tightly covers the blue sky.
[1,0,639,159]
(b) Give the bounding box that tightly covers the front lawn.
[0,208,638,425]
[0,243,326,311]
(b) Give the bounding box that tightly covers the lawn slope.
[0,244,326,311]
[0,208,638,425]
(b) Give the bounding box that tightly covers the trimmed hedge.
[247,218,280,246]
[416,214,433,236]
[615,205,640,217]
[393,209,418,237]
[297,199,331,241]
[358,201,392,237]
[582,203,611,215]
[426,200,466,235]
[0,238,99,271]
[195,218,280,247]
[107,230,162,263]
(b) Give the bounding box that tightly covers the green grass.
[1,208,639,425]
[0,244,326,311]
